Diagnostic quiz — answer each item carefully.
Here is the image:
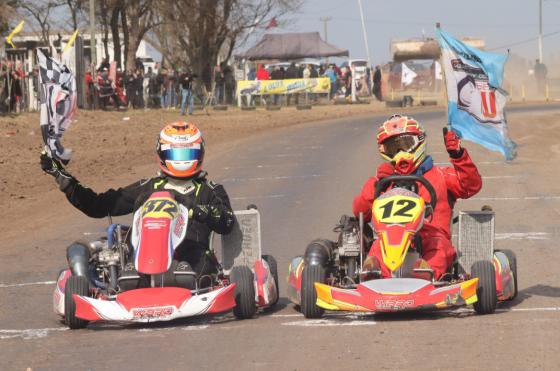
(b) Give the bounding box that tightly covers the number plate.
[373,195,424,224]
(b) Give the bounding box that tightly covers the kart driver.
[353,115,482,280]
[40,121,234,288]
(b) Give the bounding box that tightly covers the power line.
[488,28,560,51]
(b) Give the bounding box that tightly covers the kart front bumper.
[73,285,236,323]
[315,278,478,312]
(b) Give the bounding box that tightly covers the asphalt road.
[2,104,560,370]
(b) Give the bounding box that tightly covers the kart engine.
[334,216,362,285]
[87,226,132,292]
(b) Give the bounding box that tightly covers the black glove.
[192,204,210,223]
[40,152,75,190]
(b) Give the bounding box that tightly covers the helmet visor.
[160,146,203,162]
[380,134,419,158]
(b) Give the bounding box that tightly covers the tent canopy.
[241,32,349,60]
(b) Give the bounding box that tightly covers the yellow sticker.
[142,197,178,219]
[373,195,424,224]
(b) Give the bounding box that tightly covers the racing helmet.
[157,121,205,178]
[376,115,426,174]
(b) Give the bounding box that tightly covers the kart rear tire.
[471,260,497,315]
[262,255,279,307]
[64,275,90,329]
[301,264,326,319]
[500,249,518,300]
[230,266,257,319]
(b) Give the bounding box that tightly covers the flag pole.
[436,22,450,129]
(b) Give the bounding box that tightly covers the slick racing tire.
[301,264,326,319]
[499,249,518,301]
[471,260,497,315]
[262,255,279,307]
[231,266,257,319]
[64,275,90,329]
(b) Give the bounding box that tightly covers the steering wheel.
[374,175,437,211]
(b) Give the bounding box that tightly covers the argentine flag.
[436,28,517,160]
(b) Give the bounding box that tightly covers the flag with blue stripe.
[436,28,517,160]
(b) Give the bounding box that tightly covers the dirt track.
[1,103,560,370]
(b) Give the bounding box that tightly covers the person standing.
[270,66,284,105]
[180,68,196,115]
[214,65,225,105]
[223,64,235,105]
[256,64,270,80]
[324,64,338,99]
[534,59,548,97]
[124,70,136,108]
[166,69,177,109]
[135,68,145,108]
[373,65,383,101]
[159,68,168,108]
[148,69,162,108]
[285,62,299,106]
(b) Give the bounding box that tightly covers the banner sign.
[237,77,330,96]
[436,28,517,160]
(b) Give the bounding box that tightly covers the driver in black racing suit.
[40,121,234,288]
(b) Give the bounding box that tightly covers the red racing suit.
[353,150,482,279]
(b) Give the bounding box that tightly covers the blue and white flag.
[436,29,517,160]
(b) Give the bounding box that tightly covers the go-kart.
[53,191,278,328]
[287,175,517,318]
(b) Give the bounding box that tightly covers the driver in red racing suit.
[353,115,482,279]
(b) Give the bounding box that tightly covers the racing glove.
[443,127,464,159]
[192,204,235,231]
[40,152,75,191]
[192,204,211,223]
[376,162,395,179]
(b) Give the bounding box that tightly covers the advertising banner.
[237,77,331,96]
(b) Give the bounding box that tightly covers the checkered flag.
[37,49,77,164]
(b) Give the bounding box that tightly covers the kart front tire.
[471,260,497,315]
[262,255,279,307]
[500,249,518,300]
[64,275,90,329]
[301,264,326,319]
[231,266,257,319]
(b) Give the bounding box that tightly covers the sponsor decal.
[132,306,174,319]
[143,220,168,229]
[374,299,415,310]
[142,198,178,219]
[174,214,185,237]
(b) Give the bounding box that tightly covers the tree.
[122,0,155,70]
[64,0,85,30]
[0,1,19,36]
[18,0,63,45]
[153,0,300,75]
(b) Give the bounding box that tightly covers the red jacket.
[353,150,482,240]
[256,67,270,80]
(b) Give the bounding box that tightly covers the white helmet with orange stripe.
[156,121,205,178]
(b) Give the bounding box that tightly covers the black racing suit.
[59,171,234,277]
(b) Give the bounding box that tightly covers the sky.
[259,0,560,65]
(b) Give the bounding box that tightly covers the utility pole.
[89,0,97,70]
[357,0,373,99]
[538,0,543,62]
[320,16,332,64]
[319,16,332,42]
